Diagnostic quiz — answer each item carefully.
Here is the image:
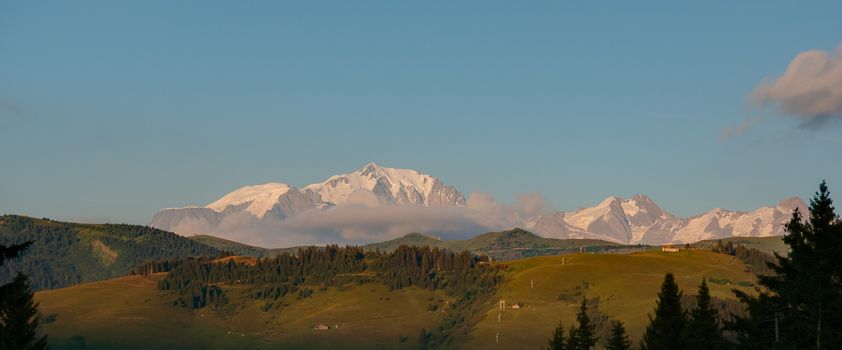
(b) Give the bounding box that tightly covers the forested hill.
[187,234,297,257]
[365,228,626,260]
[0,215,220,291]
[188,228,627,261]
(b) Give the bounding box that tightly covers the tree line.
[155,244,502,310]
[152,244,504,348]
[711,240,777,276]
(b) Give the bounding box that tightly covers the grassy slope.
[463,250,757,349]
[36,250,756,349]
[37,274,451,350]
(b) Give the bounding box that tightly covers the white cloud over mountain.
[151,163,805,247]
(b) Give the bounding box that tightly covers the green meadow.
[38,274,451,349]
[36,249,756,349]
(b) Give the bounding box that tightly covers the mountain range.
[150,163,805,246]
[532,195,805,245]
[149,163,464,232]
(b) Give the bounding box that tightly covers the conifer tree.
[547,320,566,350]
[641,272,687,350]
[684,278,728,349]
[733,181,842,349]
[571,299,597,350]
[1,241,48,350]
[565,327,577,350]
[606,321,631,350]
[0,242,32,264]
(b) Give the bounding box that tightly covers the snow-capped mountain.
[303,163,465,207]
[533,195,679,244]
[206,183,293,218]
[150,162,806,246]
[529,196,807,244]
[669,197,806,244]
[149,163,465,232]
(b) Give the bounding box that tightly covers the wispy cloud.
[721,114,765,140]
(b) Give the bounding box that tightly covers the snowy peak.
[150,163,466,234]
[529,194,805,245]
[670,197,805,243]
[565,195,671,231]
[304,163,465,207]
[626,195,668,217]
[206,182,293,218]
[150,164,807,246]
[561,195,671,244]
[537,194,806,245]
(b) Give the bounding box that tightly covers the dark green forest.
[0,215,220,290]
[711,240,777,276]
[144,244,503,348]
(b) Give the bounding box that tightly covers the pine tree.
[565,327,577,350]
[571,299,597,350]
[547,320,566,350]
[641,272,687,350]
[733,181,842,349]
[606,321,631,350]
[0,272,48,350]
[0,241,47,349]
[0,242,32,265]
[684,278,729,349]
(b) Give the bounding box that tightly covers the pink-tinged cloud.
[751,44,842,126]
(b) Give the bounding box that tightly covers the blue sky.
[1,1,841,225]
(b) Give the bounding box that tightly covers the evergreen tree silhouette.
[571,299,596,350]
[733,181,842,349]
[0,241,47,350]
[606,321,631,350]
[0,273,47,350]
[0,242,31,265]
[546,320,566,350]
[641,272,687,350]
[684,278,729,349]
[565,327,576,350]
